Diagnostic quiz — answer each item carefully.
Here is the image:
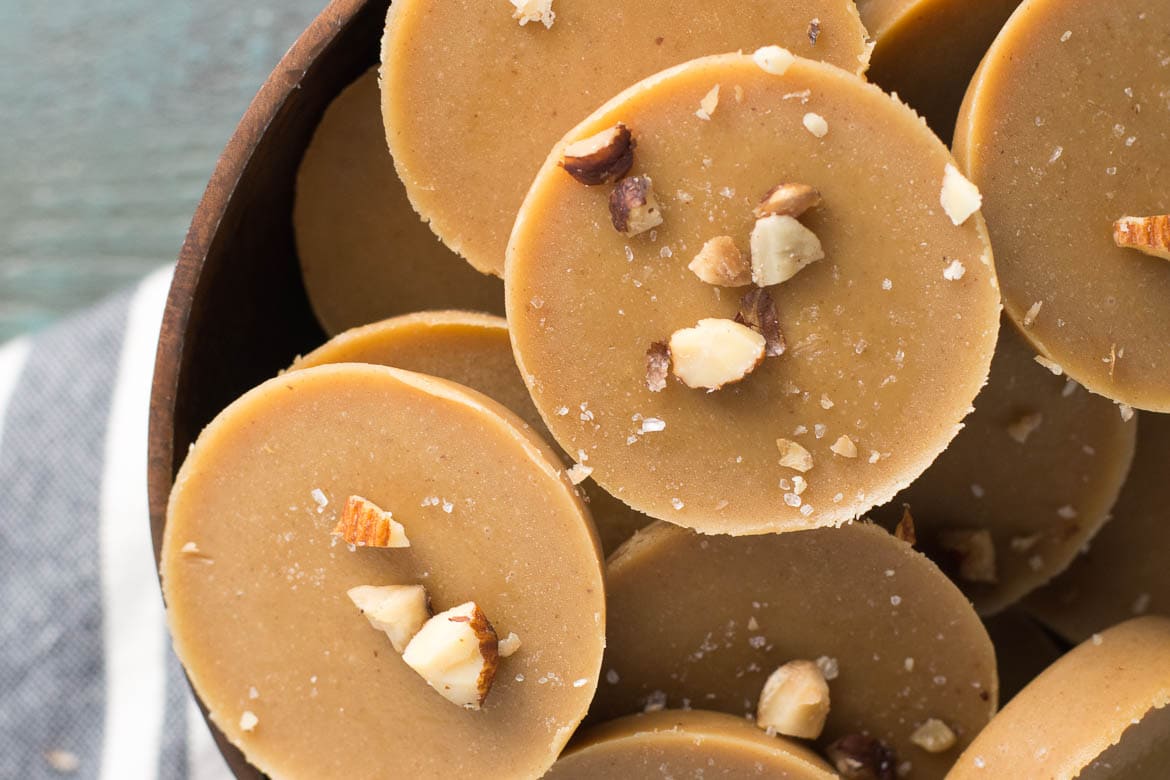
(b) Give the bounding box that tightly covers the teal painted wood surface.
[0,1,328,341]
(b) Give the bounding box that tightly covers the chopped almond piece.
[753,183,822,220]
[937,528,997,584]
[776,439,814,473]
[831,435,858,458]
[940,164,982,226]
[752,46,796,75]
[645,341,671,392]
[669,319,766,390]
[1007,412,1043,444]
[910,718,957,753]
[402,601,499,710]
[348,584,432,653]
[750,215,825,286]
[756,659,831,739]
[609,175,663,237]
[561,123,635,185]
[333,495,410,548]
[894,506,916,546]
[736,287,786,356]
[509,0,555,28]
[1113,215,1170,260]
[695,85,720,120]
[498,632,522,657]
[689,236,751,287]
[802,112,829,138]
[239,711,259,732]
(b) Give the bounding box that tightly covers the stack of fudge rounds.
[161,0,1170,777]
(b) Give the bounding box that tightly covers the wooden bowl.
[147,0,387,774]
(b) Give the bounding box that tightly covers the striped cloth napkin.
[0,267,232,780]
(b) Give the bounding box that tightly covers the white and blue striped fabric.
[0,267,233,780]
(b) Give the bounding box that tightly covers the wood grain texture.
[0,0,327,341]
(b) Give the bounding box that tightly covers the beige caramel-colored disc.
[545,710,835,779]
[950,616,1170,779]
[294,68,504,334]
[1026,411,1169,642]
[857,0,1020,143]
[872,322,1136,615]
[593,521,997,779]
[381,0,870,276]
[161,364,605,779]
[507,53,1000,534]
[290,311,650,554]
[983,610,1063,704]
[954,0,1170,411]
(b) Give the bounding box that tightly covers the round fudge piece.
[949,616,1170,779]
[161,364,606,779]
[1026,411,1170,642]
[507,53,1000,534]
[545,710,836,779]
[954,0,1170,411]
[295,68,504,334]
[381,0,870,276]
[858,0,1021,142]
[873,322,1136,614]
[594,521,998,779]
[291,311,651,554]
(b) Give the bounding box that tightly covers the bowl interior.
[148,0,389,775]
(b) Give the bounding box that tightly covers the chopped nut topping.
[566,462,593,485]
[940,164,982,226]
[827,734,899,780]
[1023,300,1043,327]
[752,46,796,75]
[348,584,432,653]
[402,601,499,710]
[609,175,663,237]
[894,506,916,546]
[831,435,858,459]
[561,124,635,185]
[807,18,821,46]
[509,0,555,28]
[754,183,822,220]
[756,659,831,739]
[910,718,957,753]
[942,259,966,281]
[498,632,522,657]
[669,319,766,390]
[1113,215,1170,260]
[333,495,410,548]
[695,85,720,120]
[750,215,825,286]
[937,528,997,584]
[1119,403,1135,422]
[645,341,671,392]
[1034,356,1064,376]
[239,711,259,732]
[735,287,786,356]
[689,236,751,287]
[1007,412,1043,444]
[776,439,814,473]
[802,112,829,138]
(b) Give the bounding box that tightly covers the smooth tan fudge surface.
[161,364,605,779]
[950,616,1170,779]
[594,521,997,779]
[290,311,650,554]
[983,610,1062,703]
[1077,703,1170,780]
[381,0,870,277]
[546,710,836,779]
[294,68,504,335]
[954,0,1170,411]
[858,0,1020,143]
[872,323,1136,615]
[507,54,1000,534]
[1026,411,1170,643]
